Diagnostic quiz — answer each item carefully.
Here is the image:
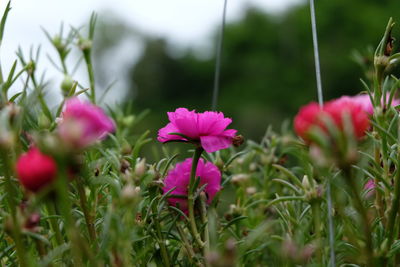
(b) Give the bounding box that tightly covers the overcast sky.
[0,0,303,104]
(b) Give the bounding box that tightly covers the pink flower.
[336,94,400,115]
[162,158,221,211]
[294,98,370,141]
[58,97,115,148]
[16,147,57,192]
[158,108,237,153]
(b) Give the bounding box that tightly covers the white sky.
[0,0,302,104]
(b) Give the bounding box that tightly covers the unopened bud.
[246,186,257,195]
[61,75,74,96]
[135,158,147,177]
[121,115,135,128]
[79,38,92,51]
[233,135,244,147]
[302,175,310,190]
[231,174,249,185]
[122,184,140,200]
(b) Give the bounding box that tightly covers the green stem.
[83,51,95,104]
[1,152,30,267]
[199,193,210,267]
[76,177,97,245]
[46,202,64,247]
[344,169,375,267]
[176,223,202,267]
[311,201,322,261]
[187,147,205,249]
[54,164,85,266]
[374,145,386,224]
[387,140,400,247]
[152,199,170,267]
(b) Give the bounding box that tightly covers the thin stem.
[387,138,400,246]
[187,147,205,249]
[54,164,85,266]
[344,169,374,267]
[311,200,322,261]
[199,192,210,266]
[152,198,170,267]
[46,202,64,247]
[76,177,97,245]
[176,222,202,267]
[1,152,30,267]
[83,51,95,104]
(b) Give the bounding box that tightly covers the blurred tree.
[94,0,400,140]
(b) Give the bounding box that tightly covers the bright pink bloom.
[16,147,57,192]
[158,108,237,153]
[336,94,400,115]
[162,158,221,211]
[294,98,370,141]
[58,97,115,148]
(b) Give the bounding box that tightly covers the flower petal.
[200,135,234,153]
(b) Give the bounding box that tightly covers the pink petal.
[198,111,232,135]
[200,135,234,153]
[157,123,184,142]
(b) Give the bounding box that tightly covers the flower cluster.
[16,97,115,192]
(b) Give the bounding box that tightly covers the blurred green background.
[93,0,400,141]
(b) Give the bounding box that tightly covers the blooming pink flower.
[294,98,370,141]
[335,94,400,115]
[162,158,221,211]
[58,97,115,148]
[16,147,57,192]
[158,108,237,153]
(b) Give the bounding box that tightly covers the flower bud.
[61,75,74,96]
[121,184,140,201]
[135,158,147,177]
[16,147,57,192]
[78,38,92,52]
[38,113,51,129]
[302,175,310,190]
[121,115,135,128]
[246,186,257,195]
[231,174,249,185]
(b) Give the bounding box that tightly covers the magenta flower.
[336,94,400,115]
[58,97,115,148]
[162,158,221,211]
[158,108,237,153]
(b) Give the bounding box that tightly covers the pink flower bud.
[16,147,57,192]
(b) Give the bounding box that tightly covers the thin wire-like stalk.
[211,0,228,111]
[309,0,336,266]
